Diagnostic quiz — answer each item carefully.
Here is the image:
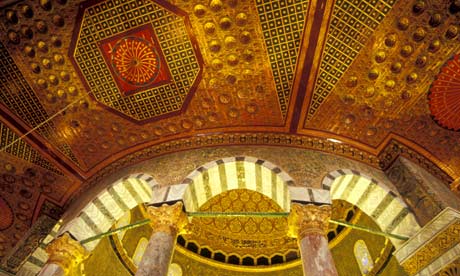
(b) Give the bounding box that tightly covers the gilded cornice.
[401,220,460,275]
[70,132,453,209]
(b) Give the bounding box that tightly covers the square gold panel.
[70,0,203,122]
[98,24,171,97]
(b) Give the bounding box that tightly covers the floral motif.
[111,37,160,86]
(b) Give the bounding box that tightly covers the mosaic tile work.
[0,42,80,167]
[306,0,396,120]
[255,0,309,117]
[0,122,63,175]
[71,0,202,121]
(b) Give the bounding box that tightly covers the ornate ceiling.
[0,0,460,272]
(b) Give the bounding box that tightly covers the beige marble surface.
[135,232,175,276]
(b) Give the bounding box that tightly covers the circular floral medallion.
[111,36,160,86]
[0,196,13,230]
[429,54,460,131]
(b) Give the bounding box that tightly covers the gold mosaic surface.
[183,189,298,263]
[255,0,309,117]
[0,122,62,175]
[71,0,201,121]
[79,201,403,276]
[0,42,80,166]
[306,0,397,120]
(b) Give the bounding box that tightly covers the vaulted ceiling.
[0,0,459,270]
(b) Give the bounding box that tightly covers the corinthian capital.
[147,201,187,235]
[288,203,331,238]
[45,232,89,273]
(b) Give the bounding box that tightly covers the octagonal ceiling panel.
[70,0,203,122]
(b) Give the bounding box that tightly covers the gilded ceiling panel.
[0,41,81,167]
[0,152,73,263]
[306,0,397,120]
[71,0,202,121]
[255,0,309,117]
[1,0,314,170]
[0,125,75,266]
[306,0,460,173]
[0,122,62,175]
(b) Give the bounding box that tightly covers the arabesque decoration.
[70,0,202,121]
[99,24,171,96]
[401,221,460,275]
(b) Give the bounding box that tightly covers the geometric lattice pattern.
[71,0,201,121]
[0,122,63,175]
[0,42,80,166]
[256,0,309,117]
[307,0,396,120]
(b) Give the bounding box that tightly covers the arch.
[322,169,420,247]
[61,173,157,250]
[182,156,295,212]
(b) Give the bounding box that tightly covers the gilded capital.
[288,203,331,238]
[45,232,89,273]
[147,201,188,235]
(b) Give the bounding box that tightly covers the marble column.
[39,233,89,276]
[289,203,338,276]
[135,201,187,276]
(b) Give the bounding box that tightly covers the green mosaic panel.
[0,42,80,166]
[73,0,201,121]
[256,0,309,117]
[307,0,397,120]
[0,122,63,175]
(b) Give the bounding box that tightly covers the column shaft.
[136,232,175,276]
[135,202,186,276]
[289,203,338,276]
[299,234,338,276]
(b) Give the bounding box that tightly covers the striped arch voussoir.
[62,173,157,251]
[180,156,295,212]
[322,169,420,247]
